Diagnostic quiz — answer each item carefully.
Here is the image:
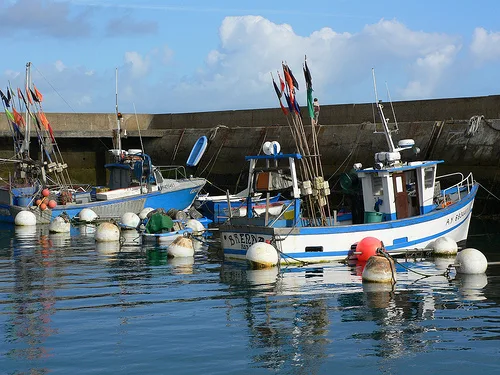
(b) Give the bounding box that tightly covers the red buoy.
[42,188,50,197]
[35,199,42,206]
[356,237,383,262]
[40,203,47,211]
[48,200,57,209]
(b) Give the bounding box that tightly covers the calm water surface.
[1,218,499,374]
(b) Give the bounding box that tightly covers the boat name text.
[226,233,266,250]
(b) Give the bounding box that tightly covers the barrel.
[364,211,383,223]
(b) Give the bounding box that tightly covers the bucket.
[17,196,33,207]
[364,211,383,223]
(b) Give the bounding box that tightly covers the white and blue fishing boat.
[220,64,478,264]
[0,64,205,224]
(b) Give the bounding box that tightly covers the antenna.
[372,68,379,104]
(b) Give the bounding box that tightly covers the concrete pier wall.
[1,94,499,213]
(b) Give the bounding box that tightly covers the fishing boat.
[219,63,478,264]
[0,63,206,224]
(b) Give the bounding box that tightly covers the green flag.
[4,109,15,122]
[307,87,314,119]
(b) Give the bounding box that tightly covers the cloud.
[124,51,150,77]
[156,16,463,111]
[470,27,500,63]
[0,0,92,37]
[105,15,158,37]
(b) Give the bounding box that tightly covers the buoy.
[356,236,383,262]
[48,200,57,209]
[42,188,50,197]
[454,248,488,274]
[95,222,120,242]
[139,207,154,220]
[40,203,47,211]
[185,219,205,235]
[49,216,71,233]
[14,210,37,226]
[362,255,397,283]
[433,236,458,256]
[78,208,98,223]
[120,212,140,229]
[246,242,279,268]
[167,236,194,257]
[35,199,42,206]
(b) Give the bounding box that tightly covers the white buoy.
[139,207,154,220]
[167,236,194,257]
[455,248,488,274]
[49,216,71,233]
[362,255,397,283]
[14,210,37,226]
[432,236,458,256]
[185,219,205,235]
[246,242,279,268]
[120,212,140,229]
[78,208,98,223]
[95,222,120,242]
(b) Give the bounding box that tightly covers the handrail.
[440,172,474,206]
[436,172,464,181]
[155,165,188,179]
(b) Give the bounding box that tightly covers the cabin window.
[424,167,435,189]
[372,177,383,196]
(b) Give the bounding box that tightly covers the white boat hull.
[221,184,478,264]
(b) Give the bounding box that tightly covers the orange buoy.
[35,199,42,206]
[48,200,57,209]
[40,203,47,210]
[356,236,383,262]
[42,188,50,197]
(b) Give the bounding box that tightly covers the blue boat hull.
[0,178,205,224]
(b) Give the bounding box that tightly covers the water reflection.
[4,226,58,374]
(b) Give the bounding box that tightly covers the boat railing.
[155,165,189,179]
[439,172,474,206]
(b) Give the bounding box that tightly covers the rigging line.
[478,182,500,202]
[133,103,145,153]
[32,63,77,113]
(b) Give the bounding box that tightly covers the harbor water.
[1,217,500,374]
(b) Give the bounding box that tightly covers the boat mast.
[115,68,122,155]
[22,62,32,158]
[372,68,396,152]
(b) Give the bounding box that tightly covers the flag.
[287,65,299,90]
[284,93,294,113]
[39,111,50,130]
[307,87,314,119]
[279,101,288,116]
[272,78,282,99]
[5,109,15,122]
[283,64,295,104]
[25,87,33,104]
[303,60,312,90]
[293,97,301,115]
[12,108,25,127]
[0,89,9,108]
[34,85,43,102]
[278,72,285,93]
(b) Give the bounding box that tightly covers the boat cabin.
[105,149,159,190]
[356,159,443,222]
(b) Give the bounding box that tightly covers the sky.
[1,0,500,114]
